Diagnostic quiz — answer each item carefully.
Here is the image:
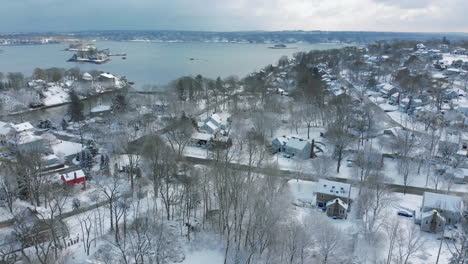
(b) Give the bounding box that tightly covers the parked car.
[283,153,292,158]
[397,211,413,217]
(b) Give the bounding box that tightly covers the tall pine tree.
[68,90,84,122]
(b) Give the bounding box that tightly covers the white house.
[191,132,213,147]
[272,136,312,159]
[421,192,463,225]
[420,210,446,233]
[284,137,312,159]
[316,179,352,208]
[12,122,34,133]
[200,113,228,134]
[378,83,398,96]
[82,72,93,81]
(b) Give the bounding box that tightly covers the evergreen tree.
[86,140,99,157]
[61,119,68,130]
[111,94,127,113]
[68,90,84,122]
[79,149,94,173]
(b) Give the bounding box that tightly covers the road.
[183,154,468,198]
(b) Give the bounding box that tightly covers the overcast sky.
[1,0,467,33]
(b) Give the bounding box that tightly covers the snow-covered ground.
[52,140,84,159]
[42,85,69,106]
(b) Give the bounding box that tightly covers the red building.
[61,169,86,190]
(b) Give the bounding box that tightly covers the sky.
[0,0,467,33]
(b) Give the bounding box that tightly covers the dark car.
[397,211,413,217]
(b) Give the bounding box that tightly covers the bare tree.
[395,223,426,264]
[309,213,344,264]
[79,212,96,256]
[164,116,194,157]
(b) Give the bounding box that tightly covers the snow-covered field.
[42,85,69,106]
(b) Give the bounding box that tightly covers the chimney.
[310,139,316,158]
[430,211,438,233]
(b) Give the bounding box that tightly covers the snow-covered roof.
[12,122,33,133]
[326,198,348,210]
[100,73,116,79]
[378,83,395,92]
[317,179,351,199]
[286,137,310,151]
[191,132,213,141]
[91,104,111,113]
[273,136,289,145]
[421,209,445,221]
[205,121,218,131]
[422,192,463,213]
[61,169,85,182]
[211,114,222,125]
[82,72,93,81]
[433,72,447,79]
[14,132,43,144]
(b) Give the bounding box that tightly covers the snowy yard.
[42,85,70,106]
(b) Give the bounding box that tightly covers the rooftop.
[61,169,86,182]
[422,192,463,212]
[12,122,33,133]
[317,179,351,199]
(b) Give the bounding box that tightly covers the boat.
[268,44,297,49]
[190,58,195,60]
[122,57,127,60]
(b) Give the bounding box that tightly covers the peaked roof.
[286,137,310,151]
[421,209,445,221]
[326,198,348,210]
[317,179,351,199]
[422,192,463,212]
[61,170,86,182]
[12,122,33,133]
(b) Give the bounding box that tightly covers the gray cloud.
[0,0,466,33]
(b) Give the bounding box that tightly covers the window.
[340,209,345,214]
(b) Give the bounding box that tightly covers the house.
[200,113,229,134]
[316,179,352,209]
[82,72,93,81]
[90,104,112,117]
[272,136,289,152]
[390,92,400,104]
[421,192,463,225]
[326,198,348,219]
[416,43,426,50]
[272,136,312,159]
[377,83,398,97]
[61,169,86,190]
[201,120,219,134]
[10,132,45,153]
[399,97,422,112]
[420,210,446,233]
[284,137,312,159]
[12,122,34,133]
[191,132,213,147]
